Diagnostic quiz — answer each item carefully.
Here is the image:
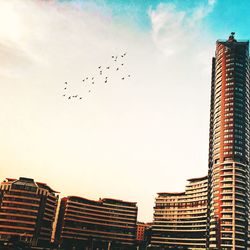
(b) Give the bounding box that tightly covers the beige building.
[55,196,138,249]
[151,176,207,249]
[0,177,59,247]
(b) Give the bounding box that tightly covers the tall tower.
[207,33,250,249]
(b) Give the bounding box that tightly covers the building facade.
[0,177,59,247]
[136,222,147,242]
[151,176,207,249]
[55,196,138,249]
[136,222,152,249]
[207,33,250,249]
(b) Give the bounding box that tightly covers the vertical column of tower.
[208,33,250,250]
[207,56,215,248]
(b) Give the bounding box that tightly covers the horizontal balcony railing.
[62,228,135,242]
[3,194,40,201]
[0,224,35,231]
[68,200,137,212]
[64,217,135,229]
[65,208,136,222]
[67,203,137,216]
[0,205,38,214]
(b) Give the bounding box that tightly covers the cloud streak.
[148,0,216,56]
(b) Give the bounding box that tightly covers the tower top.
[228,32,237,42]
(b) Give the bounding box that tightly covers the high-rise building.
[0,177,59,248]
[151,176,208,249]
[55,196,138,249]
[207,33,250,249]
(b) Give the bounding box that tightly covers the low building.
[136,222,147,242]
[0,177,59,248]
[55,196,138,249]
[151,176,207,249]
[136,222,152,250]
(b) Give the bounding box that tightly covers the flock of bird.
[62,52,131,101]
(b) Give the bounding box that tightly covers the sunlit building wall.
[151,176,207,249]
[55,196,137,249]
[0,177,59,247]
[207,33,250,249]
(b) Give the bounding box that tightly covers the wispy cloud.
[148,0,216,56]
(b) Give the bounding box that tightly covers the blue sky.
[61,0,250,39]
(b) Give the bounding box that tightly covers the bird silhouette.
[62,51,131,101]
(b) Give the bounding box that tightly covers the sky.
[0,0,249,221]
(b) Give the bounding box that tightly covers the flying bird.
[62,51,130,101]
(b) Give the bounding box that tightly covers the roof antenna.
[228,32,236,42]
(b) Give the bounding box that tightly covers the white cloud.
[148,0,216,56]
